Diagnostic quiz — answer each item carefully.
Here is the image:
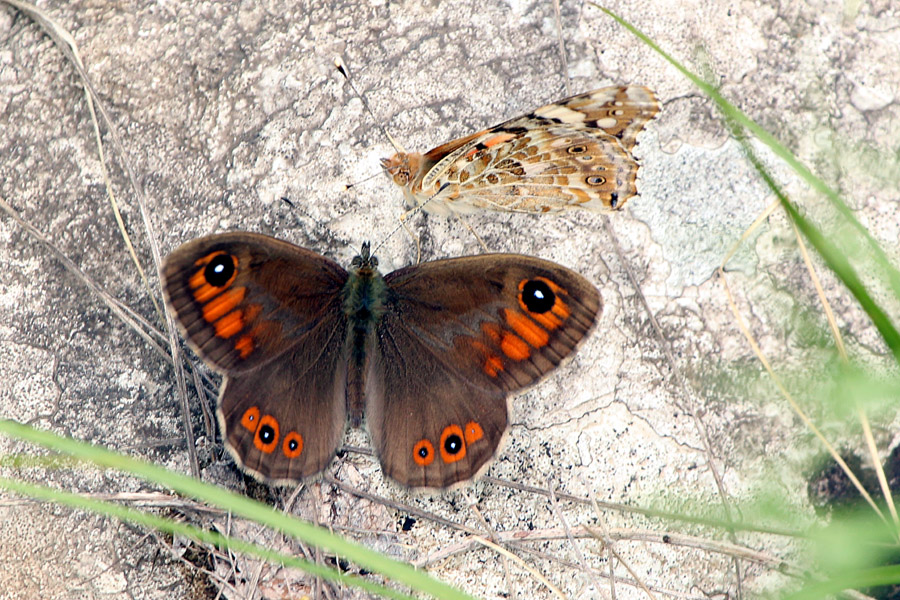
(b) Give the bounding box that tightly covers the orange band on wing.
[188,269,207,290]
[191,283,222,304]
[467,339,505,377]
[552,301,571,320]
[463,133,517,159]
[234,335,254,358]
[483,354,504,377]
[202,287,246,323]
[528,310,564,331]
[482,322,503,345]
[503,309,549,348]
[214,310,244,339]
[500,332,530,361]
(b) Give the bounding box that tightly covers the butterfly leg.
[398,207,423,264]
[454,215,491,253]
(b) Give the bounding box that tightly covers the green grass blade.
[0,476,415,599]
[592,3,900,299]
[785,565,900,600]
[0,420,479,600]
[592,2,900,364]
[771,172,900,362]
[718,115,900,363]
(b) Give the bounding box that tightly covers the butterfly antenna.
[369,183,450,258]
[552,0,572,96]
[334,57,407,154]
[342,171,383,191]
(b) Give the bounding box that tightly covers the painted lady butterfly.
[381,86,659,217]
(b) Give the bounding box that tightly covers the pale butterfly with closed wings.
[381,85,659,217]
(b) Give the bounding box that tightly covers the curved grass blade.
[0,420,478,600]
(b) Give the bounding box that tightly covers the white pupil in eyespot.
[533,290,544,299]
[214,264,224,274]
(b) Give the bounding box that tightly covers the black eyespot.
[258,424,276,444]
[522,279,555,313]
[609,192,619,209]
[205,254,235,286]
[418,446,430,458]
[567,145,587,154]
[585,175,606,186]
[443,434,463,456]
[288,439,299,451]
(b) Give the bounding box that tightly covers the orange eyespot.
[439,425,467,464]
[194,251,237,287]
[254,415,280,454]
[518,277,569,329]
[240,406,260,431]
[464,422,484,444]
[413,439,435,466]
[283,432,303,459]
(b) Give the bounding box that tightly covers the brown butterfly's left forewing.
[162,233,352,483]
[366,255,600,488]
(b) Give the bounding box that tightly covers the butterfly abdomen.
[343,257,389,422]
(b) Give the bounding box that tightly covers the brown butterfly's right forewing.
[162,232,351,483]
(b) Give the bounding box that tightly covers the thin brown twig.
[547,479,605,595]
[601,215,743,571]
[323,473,482,535]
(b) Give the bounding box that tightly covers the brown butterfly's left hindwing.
[366,255,600,488]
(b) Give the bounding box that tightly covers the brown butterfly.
[162,232,600,488]
[381,86,659,216]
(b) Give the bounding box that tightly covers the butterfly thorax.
[343,244,388,327]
